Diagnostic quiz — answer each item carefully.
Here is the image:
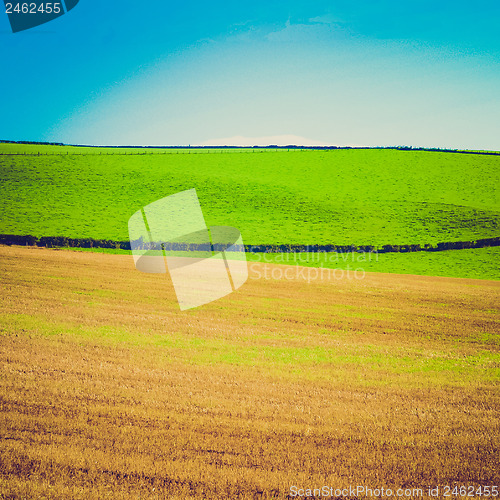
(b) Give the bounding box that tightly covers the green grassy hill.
[1,144,498,247]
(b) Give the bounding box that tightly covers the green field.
[1,144,498,246]
[248,247,500,281]
[1,143,498,280]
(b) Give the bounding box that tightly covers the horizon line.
[1,140,499,155]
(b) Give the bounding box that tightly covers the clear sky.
[1,0,499,149]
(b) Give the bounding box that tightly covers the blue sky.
[1,0,499,149]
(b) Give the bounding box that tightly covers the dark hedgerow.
[0,234,498,253]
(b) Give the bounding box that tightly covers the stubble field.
[0,246,499,499]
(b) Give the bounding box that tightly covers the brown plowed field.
[0,246,498,499]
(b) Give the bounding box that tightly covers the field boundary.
[1,234,499,253]
[1,147,500,157]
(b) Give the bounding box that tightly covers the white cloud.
[265,20,330,43]
[198,134,327,147]
[264,17,346,43]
